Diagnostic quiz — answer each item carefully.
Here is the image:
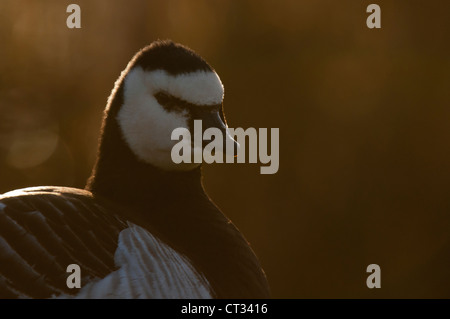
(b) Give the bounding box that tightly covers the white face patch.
[117,67,224,170]
[144,69,224,105]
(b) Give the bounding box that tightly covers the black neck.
[86,153,205,207]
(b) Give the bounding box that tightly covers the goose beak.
[200,111,240,159]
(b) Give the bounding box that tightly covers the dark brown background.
[1,0,449,298]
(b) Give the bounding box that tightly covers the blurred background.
[1,0,449,298]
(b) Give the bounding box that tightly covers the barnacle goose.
[0,40,270,299]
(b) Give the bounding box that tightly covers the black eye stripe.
[154,91,221,113]
[154,91,185,113]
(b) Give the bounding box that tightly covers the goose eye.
[154,91,185,113]
[154,91,222,115]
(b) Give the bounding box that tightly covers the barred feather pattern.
[0,187,212,299]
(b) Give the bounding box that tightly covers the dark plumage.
[132,40,213,75]
[0,40,270,299]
